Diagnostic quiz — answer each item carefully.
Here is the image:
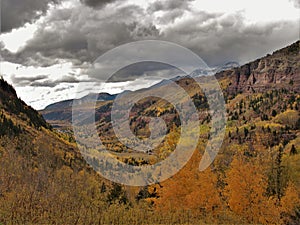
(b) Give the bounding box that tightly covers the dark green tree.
[290,145,297,155]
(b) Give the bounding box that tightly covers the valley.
[0,41,299,224]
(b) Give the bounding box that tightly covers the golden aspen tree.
[225,156,280,224]
[156,151,222,216]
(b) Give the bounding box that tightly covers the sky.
[0,0,299,110]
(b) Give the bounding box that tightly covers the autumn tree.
[156,151,222,216]
[225,156,280,224]
[280,182,300,224]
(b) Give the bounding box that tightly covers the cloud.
[11,74,49,86]
[147,0,194,13]
[162,12,300,65]
[0,0,60,33]
[10,72,92,88]
[0,45,63,67]
[290,0,300,8]
[58,75,82,83]
[147,0,194,25]
[30,80,58,87]
[1,0,298,110]
[107,62,183,82]
[1,1,299,73]
[157,10,186,25]
[29,75,93,87]
[0,0,122,33]
[0,4,160,68]
[80,0,118,8]
[54,85,74,92]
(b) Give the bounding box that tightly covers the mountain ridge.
[44,92,117,110]
[216,40,300,95]
[41,40,299,128]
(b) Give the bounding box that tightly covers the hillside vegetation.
[1,41,300,224]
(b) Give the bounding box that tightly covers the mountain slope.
[0,78,110,224]
[1,77,220,225]
[2,41,299,224]
[39,41,300,225]
[217,40,300,95]
[0,77,50,130]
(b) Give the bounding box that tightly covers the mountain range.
[1,40,299,224]
[40,41,299,131]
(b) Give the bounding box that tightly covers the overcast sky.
[0,0,299,109]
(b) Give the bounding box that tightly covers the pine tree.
[290,144,297,155]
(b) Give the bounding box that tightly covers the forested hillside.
[1,41,300,224]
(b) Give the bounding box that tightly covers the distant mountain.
[44,99,74,111]
[41,92,117,124]
[42,62,238,112]
[44,92,117,110]
[190,61,240,77]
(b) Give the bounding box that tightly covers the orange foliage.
[225,156,280,224]
[156,151,222,214]
[280,182,300,223]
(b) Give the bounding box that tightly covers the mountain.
[40,60,238,115]
[0,77,120,224]
[0,77,50,130]
[2,77,183,224]
[40,41,300,224]
[217,41,300,95]
[0,75,246,225]
[40,92,117,128]
[190,61,240,77]
[44,92,117,110]
[41,41,299,131]
[2,41,300,224]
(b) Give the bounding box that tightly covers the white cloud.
[0,23,38,53]
[190,0,299,23]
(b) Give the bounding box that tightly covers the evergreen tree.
[290,145,297,155]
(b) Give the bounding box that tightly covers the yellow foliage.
[225,156,280,224]
[156,151,222,214]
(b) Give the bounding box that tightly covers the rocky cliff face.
[217,40,300,94]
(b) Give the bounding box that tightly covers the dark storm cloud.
[10,73,92,88]
[0,0,121,33]
[0,4,161,67]
[80,0,117,8]
[29,75,93,87]
[162,12,300,66]
[11,74,49,86]
[108,62,183,82]
[0,45,62,67]
[1,1,299,79]
[30,80,58,87]
[0,0,59,33]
